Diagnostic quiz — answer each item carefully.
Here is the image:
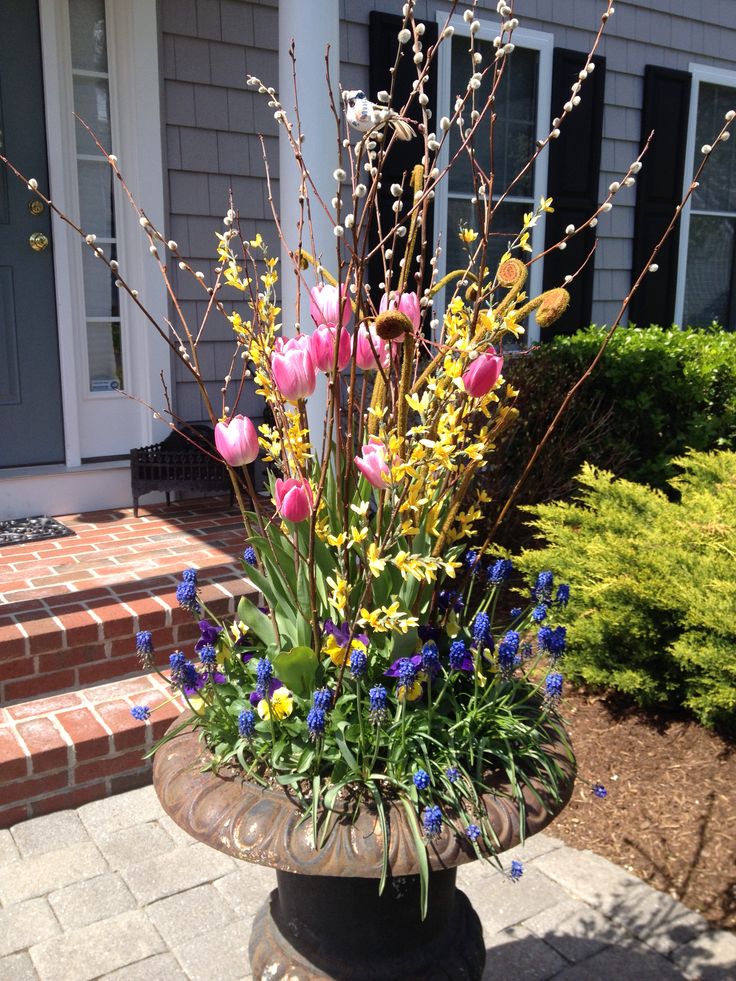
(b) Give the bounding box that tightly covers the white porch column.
[278,0,340,436]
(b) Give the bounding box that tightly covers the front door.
[0,0,65,468]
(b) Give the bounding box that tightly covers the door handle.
[29,232,49,252]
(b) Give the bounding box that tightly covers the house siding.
[161,0,736,419]
[161,0,278,423]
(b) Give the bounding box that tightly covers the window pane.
[78,160,114,237]
[87,322,123,391]
[74,76,112,153]
[448,40,538,196]
[69,0,108,72]
[82,245,119,318]
[445,198,528,285]
[683,214,736,328]
[692,83,736,213]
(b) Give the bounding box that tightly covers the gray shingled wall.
[161,0,279,424]
[161,0,736,418]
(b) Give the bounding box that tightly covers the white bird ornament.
[341,90,415,141]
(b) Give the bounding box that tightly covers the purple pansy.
[194,619,222,653]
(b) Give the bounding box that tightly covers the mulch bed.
[552,686,735,931]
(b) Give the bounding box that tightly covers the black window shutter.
[368,13,438,297]
[542,49,606,337]
[629,66,691,328]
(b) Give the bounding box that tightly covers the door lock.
[29,232,49,252]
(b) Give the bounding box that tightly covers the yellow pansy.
[257,686,293,721]
[397,680,423,702]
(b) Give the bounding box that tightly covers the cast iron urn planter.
[153,724,575,981]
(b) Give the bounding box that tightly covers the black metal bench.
[130,424,234,517]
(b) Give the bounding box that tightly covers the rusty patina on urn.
[153,723,574,980]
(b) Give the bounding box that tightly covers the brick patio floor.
[1,785,735,980]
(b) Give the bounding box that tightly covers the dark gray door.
[0,0,64,467]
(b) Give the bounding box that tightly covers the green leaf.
[400,798,429,920]
[368,782,389,895]
[272,646,318,697]
[236,595,276,650]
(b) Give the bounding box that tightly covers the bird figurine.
[342,90,415,141]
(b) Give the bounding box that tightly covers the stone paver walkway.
[0,786,734,980]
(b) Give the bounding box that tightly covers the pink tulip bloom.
[272,336,317,401]
[355,324,390,371]
[462,350,504,398]
[310,324,351,373]
[274,476,314,523]
[309,283,351,328]
[379,290,421,332]
[214,414,259,467]
[355,438,391,489]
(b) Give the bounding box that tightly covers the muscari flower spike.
[545,672,563,705]
[449,640,473,672]
[497,630,520,676]
[198,644,217,667]
[472,612,492,651]
[465,823,481,842]
[176,573,200,616]
[556,583,570,606]
[532,604,548,623]
[349,649,368,679]
[243,546,257,566]
[509,860,524,882]
[592,783,608,799]
[413,769,430,790]
[488,558,513,584]
[422,805,443,840]
[421,642,441,676]
[312,688,333,711]
[306,707,326,740]
[445,766,460,783]
[130,705,150,722]
[238,710,256,738]
[368,684,388,725]
[169,651,201,692]
[510,606,522,620]
[255,657,273,698]
[135,630,154,669]
[533,570,554,603]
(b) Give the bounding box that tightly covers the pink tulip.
[355,324,389,371]
[214,415,259,467]
[462,350,504,398]
[354,438,391,489]
[310,324,351,373]
[309,283,351,328]
[272,336,316,401]
[274,476,314,523]
[379,290,421,332]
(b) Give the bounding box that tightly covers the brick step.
[0,674,186,828]
[0,567,256,705]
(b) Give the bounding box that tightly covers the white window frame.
[674,62,736,330]
[433,13,553,344]
[39,0,169,466]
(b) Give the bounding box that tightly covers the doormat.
[0,516,76,547]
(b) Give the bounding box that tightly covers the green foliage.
[487,325,736,544]
[516,450,736,730]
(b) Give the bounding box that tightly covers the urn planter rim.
[152,719,575,878]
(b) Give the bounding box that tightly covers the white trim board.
[433,13,553,345]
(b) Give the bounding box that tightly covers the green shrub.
[515,449,736,731]
[486,325,736,545]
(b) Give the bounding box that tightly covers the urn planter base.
[248,868,485,981]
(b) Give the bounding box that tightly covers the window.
[69,0,123,391]
[678,67,736,330]
[434,18,552,341]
